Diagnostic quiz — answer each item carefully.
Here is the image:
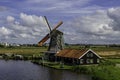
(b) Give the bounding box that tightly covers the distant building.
[10,43,20,47]
[0,42,9,47]
[55,49,101,65]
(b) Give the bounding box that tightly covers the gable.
[79,49,101,59]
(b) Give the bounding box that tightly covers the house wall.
[56,57,74,65]
[79,51,100,64]
[56,51,100,65]
[45,53,56,61]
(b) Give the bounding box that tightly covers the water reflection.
[48,68,91,80]
[48,68,63,80]
[0,60,91,80]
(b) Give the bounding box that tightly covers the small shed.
[55,49,101,65]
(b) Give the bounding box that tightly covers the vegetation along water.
[0,60,91,80]
[0,45,120,80]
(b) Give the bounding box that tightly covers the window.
[87,52,93,57]
[86,59,93,64]
[90,59,93,63]
[80,59,84,64]
[90,53,93,57]
[86,53,90,57]
[86,59,91,63]
[77,59,79,64]
[97,59,100,63]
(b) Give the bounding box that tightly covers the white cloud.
[62,7,120,44]
[6,16,15,23]
[0,13,49,43]
[0,26,12,35]
[1,7,120,44]
[20,13,45,26]
[71,10,112,34]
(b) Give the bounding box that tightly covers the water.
[0,60,91,80]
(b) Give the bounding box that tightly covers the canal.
[0,60,91,80]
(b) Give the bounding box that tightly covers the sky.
[0,0,120,44]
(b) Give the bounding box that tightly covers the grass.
[88,47,120,58]
[71,59,120,80]
[51,64,73,70]
[32,60,73,70]
[32,59,120,80]
[0,45,120,56]
[107,58,120,64]
[0,47,47,56]
[92,66,120,80]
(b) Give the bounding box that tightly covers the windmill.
[38,16,64,61]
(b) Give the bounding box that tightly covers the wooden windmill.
[38,16,64,61]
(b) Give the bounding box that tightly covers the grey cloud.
[62,7,120,44]
[107,8,120,31]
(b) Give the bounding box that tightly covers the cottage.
[55,49,101,65]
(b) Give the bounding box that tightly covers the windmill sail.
[43,16,52,32]
[38,21,63,46]
[52,21,63,31]
[38,34,50,46]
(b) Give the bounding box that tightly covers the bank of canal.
[0,60,91,80]
[32,59,120,80]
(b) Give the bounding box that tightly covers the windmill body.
[38,16,64,61]
[49,30,64,51]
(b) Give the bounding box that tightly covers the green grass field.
[0,45,120,58]
[0,47,47,56]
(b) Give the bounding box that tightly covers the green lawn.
[107,58,120,64]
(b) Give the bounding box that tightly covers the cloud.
[24,0,93,14]
[0,13,49,43]
[107,7,120,31]
[0,7,120,44]
[62,7,120,44]
[0,26,12,35]
[6,16,15,23]
[20,13,45,26]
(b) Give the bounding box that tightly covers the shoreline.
[0,58,120,80]
[31,59,120,80]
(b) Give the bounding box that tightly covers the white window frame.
[80,59,84,64]
[90,59,93,63]
[97,59,100,63]
[86,59,90,63]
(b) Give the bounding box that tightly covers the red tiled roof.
[55,49,89,59]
